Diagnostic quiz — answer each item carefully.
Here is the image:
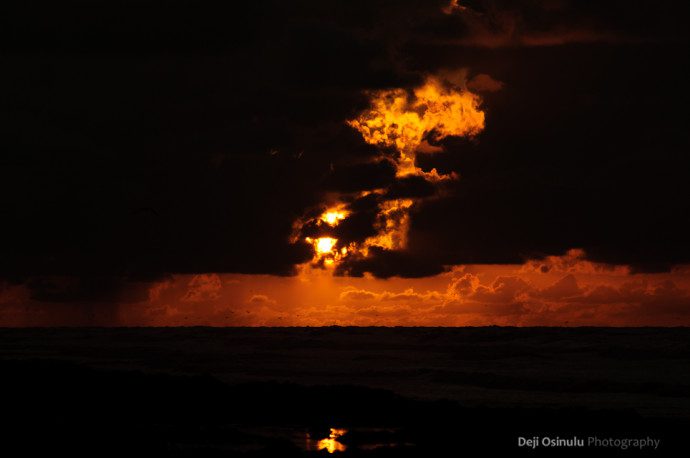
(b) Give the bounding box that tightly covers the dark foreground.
[1,327,689,456]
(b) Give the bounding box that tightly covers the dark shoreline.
[2,327,689,455]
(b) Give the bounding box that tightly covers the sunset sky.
[2,0,690,326]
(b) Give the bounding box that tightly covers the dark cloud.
[336,246,446,278]
[466,73,504,92]
[25,275,159,304]
[1,0,689,288]
[386,176,438,199]
[428,0,690,47]
[324,160,397,193]
[332,196,381,244]
[403,38,690,275]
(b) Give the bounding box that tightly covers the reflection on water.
[243,425,412,453]
[306,427,347,453]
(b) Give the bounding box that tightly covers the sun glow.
[304,236,344,268]
[320,206,349,226]
[315,237,337,254]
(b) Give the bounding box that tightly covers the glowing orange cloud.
[294,73,487,272]
[347,76,485,178]
[362,197,413,252]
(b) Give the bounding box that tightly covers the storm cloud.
[1,0,689,289]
